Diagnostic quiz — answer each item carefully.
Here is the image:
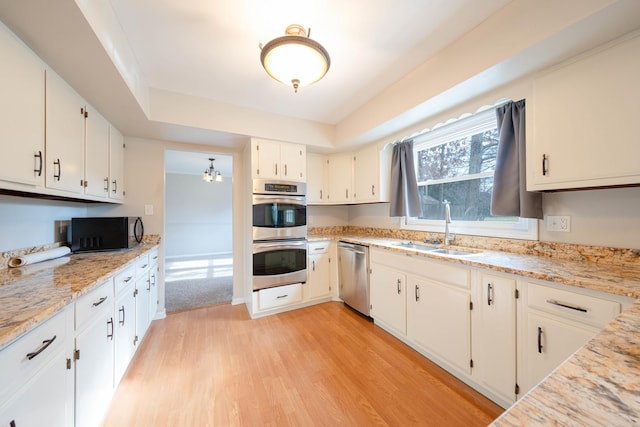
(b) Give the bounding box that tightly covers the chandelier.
[202,158,222,182]
[260,24,330,93]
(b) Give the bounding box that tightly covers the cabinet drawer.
[0,305,71,401]
[75,279,114,329]
[114,265,135,297]
[258,283,302,310]
[527,283,621,329]
[148,247,159,264]
[308,241,330,254]
[136,253,150,276]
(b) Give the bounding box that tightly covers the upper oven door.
[252,194,307,240]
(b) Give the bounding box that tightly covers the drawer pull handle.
[537,327,543,353]
[487,283,494,306]
[140,264,148,269]
[123,276,133,283]
[107,318,114,340]
[546,299,588,313]
[26,335,56,360]
[93,296,108,307]
[276,294,289,299]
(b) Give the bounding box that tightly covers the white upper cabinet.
[251,139,306,182]
[327,153,353,203]
[528,33,640,191]
[306,153,328,204]
[84,106,110,199]
[0,22,45,188]
[353,143,391,203]
[45,69,86,195]
[108,126,125,201]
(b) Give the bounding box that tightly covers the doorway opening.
[164,149,233,312]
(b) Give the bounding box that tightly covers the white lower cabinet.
[256,283,303,310]
[472,273,517,406]
[148,250,159,322]
[0,306,73,427]
[407,274,472,376]
[74,280,115,427]
[370,263,406,336]
[519,281,624,394]
[114,265,136,387]
[306,241,333,301]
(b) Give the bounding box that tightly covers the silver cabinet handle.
[415,284,420,301]
[487,283,494,306]
[119,306,126,326]
[284,164,288,176]
[397,279,401,294]
[276,294,289,299]
[92,296,108,307]
[26,335,56,360]
[537,326,544,353]
[275,163,278,176]
[546,299,588,313]
[53,159,61,181]
[104,177,109,192]
[542,154,548,176]
[371,185,375,196]
[34,151,43,176]
[312,260,315,271]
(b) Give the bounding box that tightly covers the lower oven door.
[253,239,307,291]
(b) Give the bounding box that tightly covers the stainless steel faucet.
[444,200,455,245]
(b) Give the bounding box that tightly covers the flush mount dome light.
[260,24,330,93]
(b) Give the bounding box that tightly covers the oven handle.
[252,195,306,205]
[253,240,307,253]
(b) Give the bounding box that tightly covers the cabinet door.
[281,143,306,181]
[84,107,110,198]
[252,139,280,180]
[327,154,352,203]
[370,264,406,335]
[135,274,151,345]
[0,350,73,427]
[407,275,471,375]
[108,126,125,200]
[148,262,159,322]
[0,23,45,188]
[529,34,640,190]
[75,310,115,427]
[308,253,330,300]
[306,154,328,204]
[114,284,136,386]
[353,145,378,202]
[45,70,85,194]
[523,311,598,394]
[474,274,517,405]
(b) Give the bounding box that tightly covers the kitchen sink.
[392,242,440,252]
[430,248,481,256]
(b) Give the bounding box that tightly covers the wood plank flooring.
[103,302,503,426]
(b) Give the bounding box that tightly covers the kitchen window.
[402,106,538,240]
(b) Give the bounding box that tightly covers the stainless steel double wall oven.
[252,179,307,291]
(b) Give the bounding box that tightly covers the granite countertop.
[320,235,640,425]
[0,236,161,350]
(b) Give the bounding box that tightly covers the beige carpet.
[165,277,233,312]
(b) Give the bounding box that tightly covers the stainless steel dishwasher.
[338,241,370,316]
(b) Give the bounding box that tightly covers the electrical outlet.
[145,204,154,215]
[546,215,571,232]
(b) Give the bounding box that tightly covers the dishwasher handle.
[338,242,368,255]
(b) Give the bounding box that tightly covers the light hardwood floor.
[104,302,503,426]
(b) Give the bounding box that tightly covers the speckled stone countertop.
[0,236,161,350]
[311,230,640,425]
[322,235,640,299]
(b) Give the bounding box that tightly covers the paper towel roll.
[8,246,71,268]
[9,256,70,277]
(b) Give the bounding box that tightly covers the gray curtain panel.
[490,99,543,219]
[389,140,422,217]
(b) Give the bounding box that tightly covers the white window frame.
[401,106,538,240]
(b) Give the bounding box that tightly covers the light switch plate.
[546,215,571,232]
[144,204,154,215]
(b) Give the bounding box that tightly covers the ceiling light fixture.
[259,24,331,93]
[203,158,222,182]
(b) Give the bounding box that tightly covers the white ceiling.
[165,149,233,177]
[1,0,640,166]
[107,0,512,125]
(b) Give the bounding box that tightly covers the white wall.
[307,205,349,227]
[0,195,87,252]
[164,173,232,258]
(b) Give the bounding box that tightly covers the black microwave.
[69,217,144,253]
